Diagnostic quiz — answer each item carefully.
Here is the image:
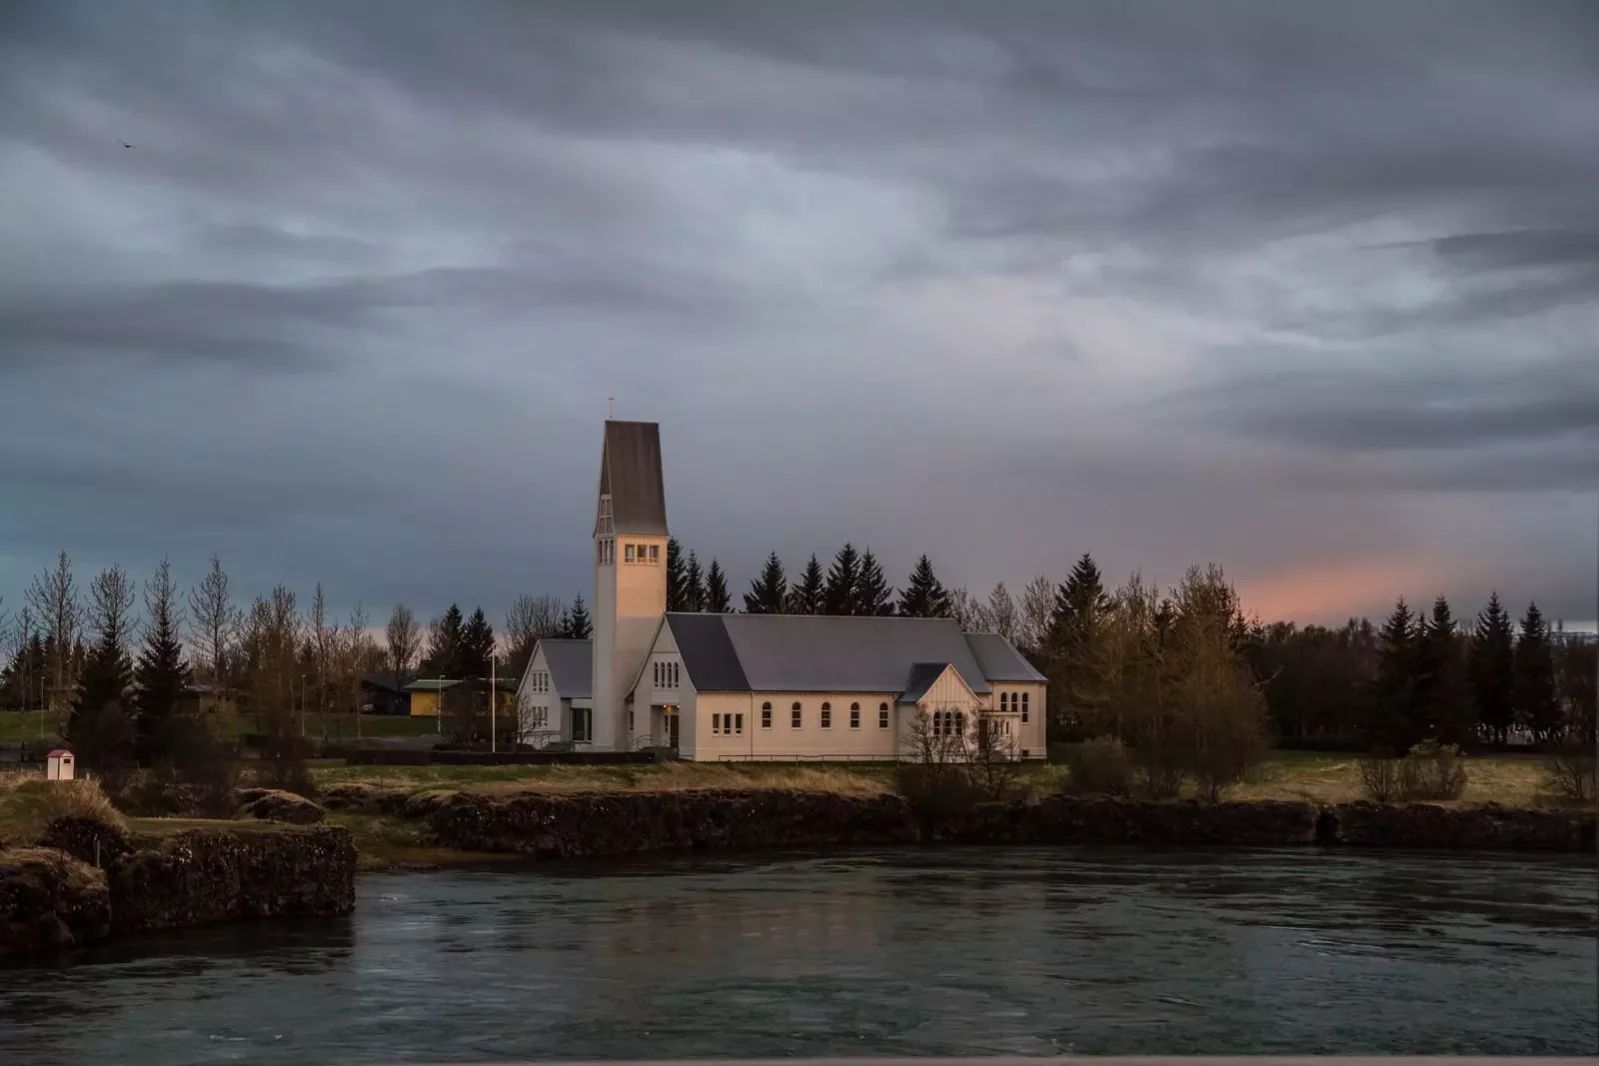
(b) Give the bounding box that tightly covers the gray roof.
[900,662,953,704]
[598,420,667,535]
[963,632,1048,683]
[666,614,750,692]
[539,638,593,699]
[664,613,997,695]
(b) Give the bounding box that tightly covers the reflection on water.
[1,847,1593,1064]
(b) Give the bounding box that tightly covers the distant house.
[360,673,416,716]
[404,678,458,718]
[404,676,516,720]
[175,683,236,720]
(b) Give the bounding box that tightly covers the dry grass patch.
[0,774,126,845]
[1227,752,1545,807]
[315,760,899,797]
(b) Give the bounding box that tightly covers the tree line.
[4,544,1593,765]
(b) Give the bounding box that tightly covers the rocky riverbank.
[320,783,1595,859]
[0,819,355,957]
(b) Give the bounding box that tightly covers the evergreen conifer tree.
[788,555,825,615]
[70,566,137,767]
[1513,601,1558,740]
[704,560,732,613]
[823,543,861,615]
[1469,592,1517,743]
[854,549,895,616]
[666,538,689,611]
[743,552,788,614]
[897,555,951,618]
[1413,595,1470,746]
[461,608,496,677]
[422,604,466,678]
[684,551,706,612]
[1370,597,1420,751]
[563,595,593,640]
[133,558,191,764]
[1046,553,1112,737]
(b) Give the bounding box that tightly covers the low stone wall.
[407,787,1592,858]
[0,820,356,956]
[1328,801,1593,851]
[426,789,921,858]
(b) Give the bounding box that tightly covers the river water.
[2,847,1594,1062]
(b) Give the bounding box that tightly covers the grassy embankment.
[311,749,1553,808]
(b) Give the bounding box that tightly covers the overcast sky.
[1,0,1596,635]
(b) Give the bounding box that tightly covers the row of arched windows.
[758,700,892,729]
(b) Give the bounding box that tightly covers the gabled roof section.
[900,662,953,704]
[539,638,593,699]
[662,613,991,695]
[666,614,750,692]
[598,420,667,536]
[963,632,1048,684]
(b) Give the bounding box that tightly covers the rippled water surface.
[1,847,1594,1063]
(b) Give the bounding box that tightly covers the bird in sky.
[121,141,133,148]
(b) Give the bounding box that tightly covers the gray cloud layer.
[1,0,1596,629]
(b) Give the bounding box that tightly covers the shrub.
[1540,741,1596,806]
[1059,736,1133,797]
[1396,740,1468,801]
[1357,752,1400,802]
[894,763,979,830]
[0,775,126,845]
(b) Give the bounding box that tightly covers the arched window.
[849,702,861,729]
[760,701,773,729]
[878,702,890,729]
[820,702,832,728]
[791,701,802,728]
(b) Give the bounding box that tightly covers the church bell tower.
[592,420,668,750]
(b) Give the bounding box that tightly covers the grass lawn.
[313,750,1558,807]
[0,709,59,743]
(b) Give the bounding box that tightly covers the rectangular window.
[879,706,889,728]
[850,708,860,729]
[625,543,636,563]
[712,713,722,735]
[734,713,744,735]
[791,707,802,728]
[628,710,634,731]
[761,706,772,728]
[572,708,592,743]
[653,662,660,687]
[649,544,660,563]
[1021,692,1029,723]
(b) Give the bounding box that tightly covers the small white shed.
[46,748,75,781]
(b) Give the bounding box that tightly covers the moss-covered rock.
[0,847,111,956]
[234,788,326,825]
[1328,801,1595,850]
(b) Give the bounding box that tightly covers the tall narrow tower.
[592,420,668,751]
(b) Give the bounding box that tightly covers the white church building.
[516,420,1047,761]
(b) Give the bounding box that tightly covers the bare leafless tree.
[504,593,562,681]
[310,582,334,736]
[86,564,139,652]
[187,554,241,699]
[1018,574,1055,657]
[949,586,988,633]
[242,585,308,788]
[385,603,422,702]
[985,582,1020,645]
[968,710,1024,801]
[338,602,372,737]
[27,550,81,714]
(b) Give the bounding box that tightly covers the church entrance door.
[666,710,680,750]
